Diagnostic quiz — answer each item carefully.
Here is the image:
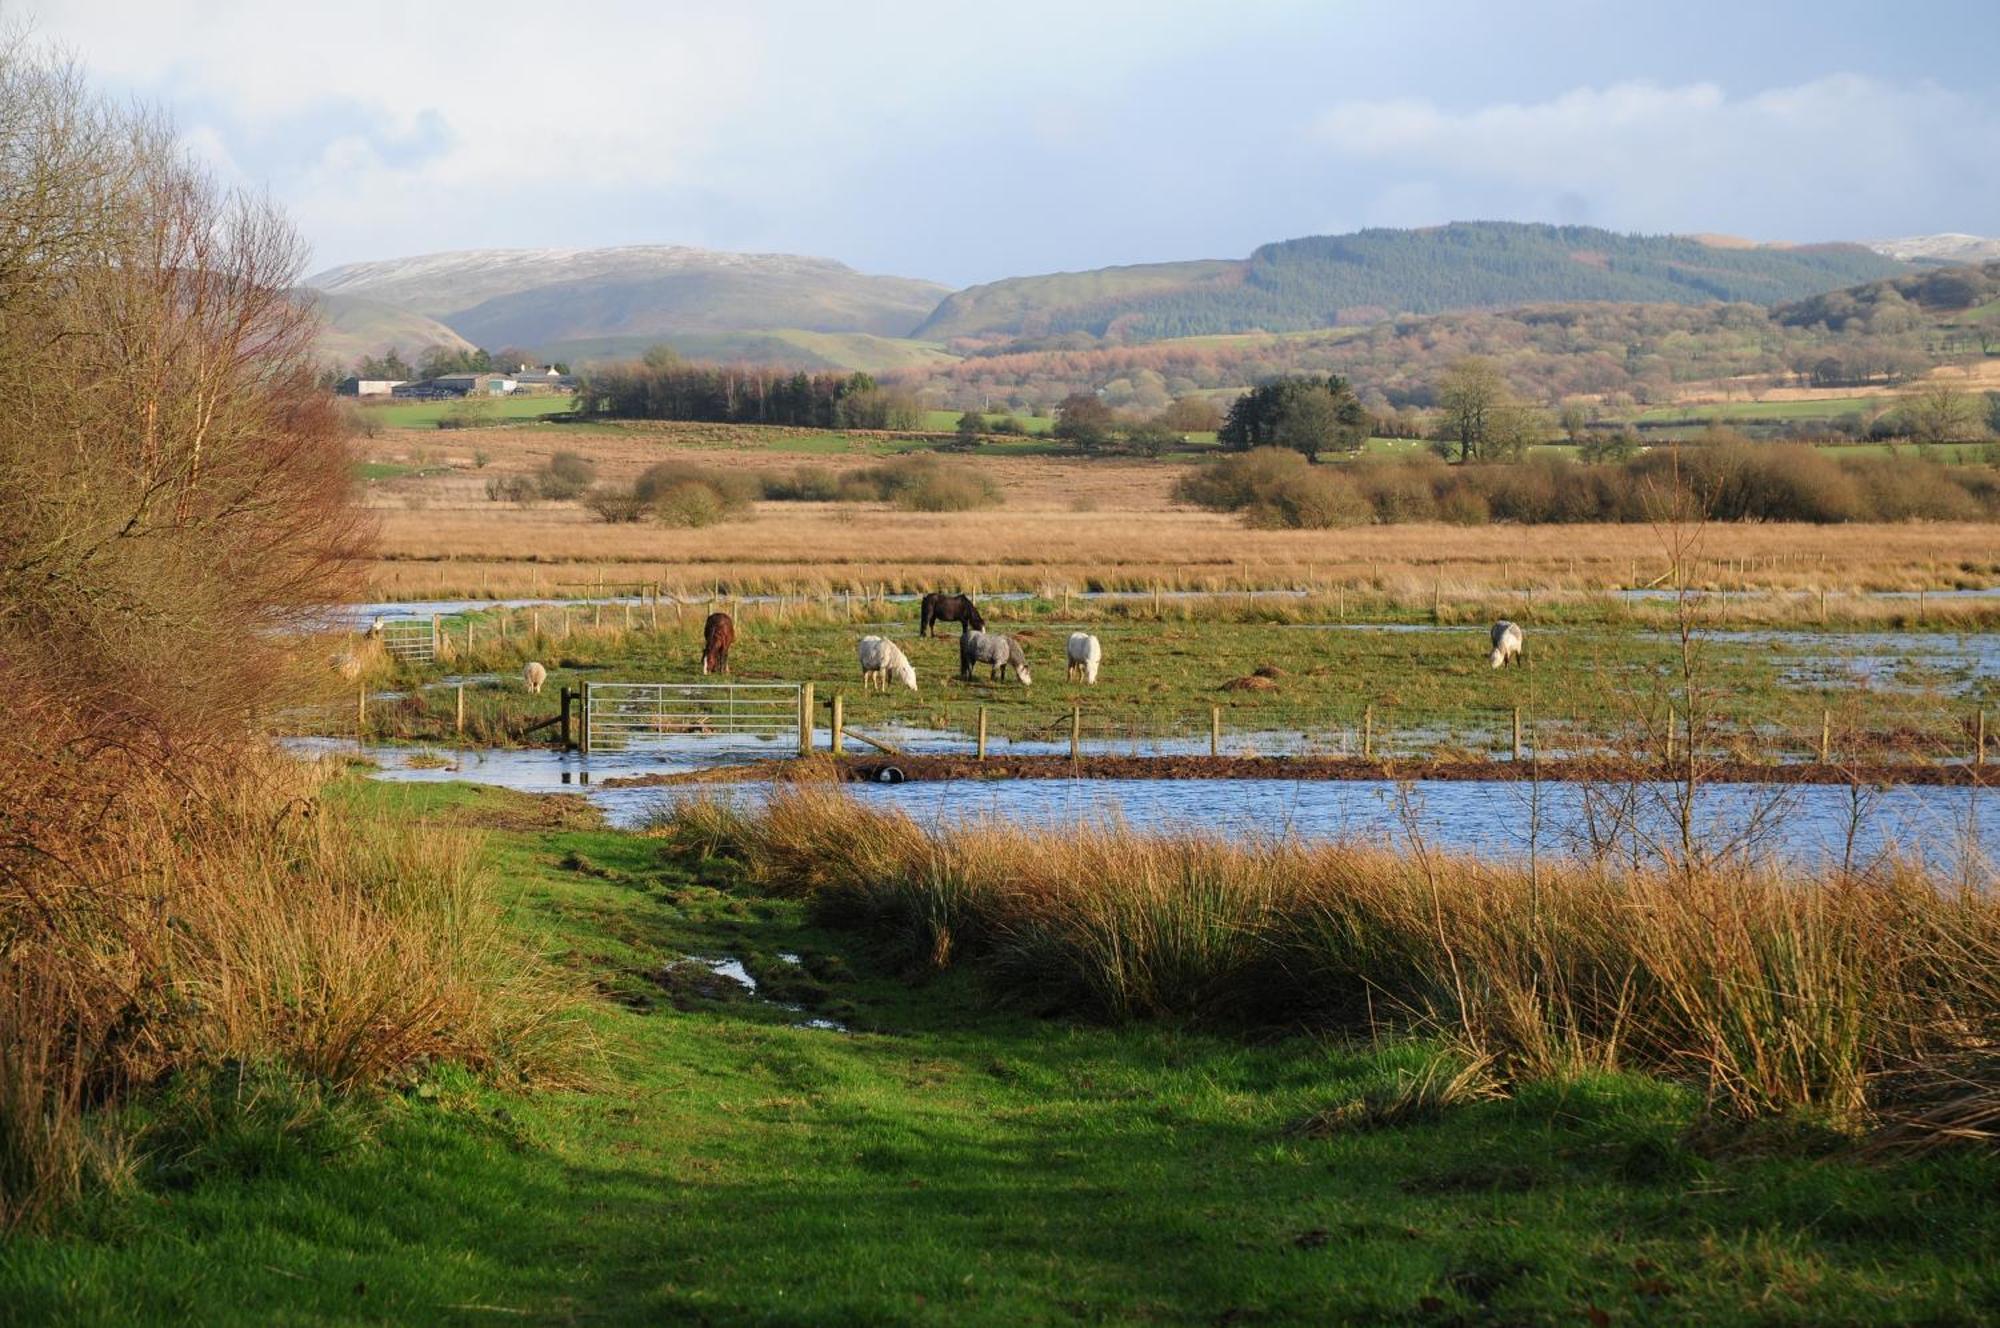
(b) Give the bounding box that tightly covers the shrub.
[634,461,757,512]
[760,467,842,502]
[656,482,729,528]
[837,456,1002,511]
[484,474,537,505]
[584,486,649,523]
[1175,448,1366,528]
[537,450,597,500]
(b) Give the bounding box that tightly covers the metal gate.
[582,681,802,754]
[378,616,438,664]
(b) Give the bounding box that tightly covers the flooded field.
[296,738,1994,878]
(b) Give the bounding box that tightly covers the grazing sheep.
[1066,632,1102,684]
[523,661,548,694]
[857,635,918,692]
[702,612,735,674]
[920,592,985,637]
[960,629,1031,686]
[1489,620,1524,669]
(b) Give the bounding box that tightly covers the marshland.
[14,15,2000,1327]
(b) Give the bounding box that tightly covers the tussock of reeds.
[669,784,2000,1136]
[0,754,583,1230]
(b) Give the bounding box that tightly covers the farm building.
[333,376,405,397]
[391,373,517,399]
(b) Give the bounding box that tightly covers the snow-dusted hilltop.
[303,245,951,349]
[1867,234,2000,264]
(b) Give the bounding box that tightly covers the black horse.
[920,592,985,637]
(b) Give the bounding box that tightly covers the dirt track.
[603,754,2000,788]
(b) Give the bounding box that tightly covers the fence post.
[594,603,602,632]
[1820,710,1831,764]
[1071,705,1081,761]
[357,679,366,739]
[831,694,844,757]
[977,706,988,760]
[466,622,474,657]
[1363,705,1374,760]
[1210,705,1220,758]
[1512,707,1522,761]
[1665,707,1675,765]
[563,610,571,639]
[580,684,591,755]
[431,613,441,656]
[456,684,465,737]
[559,687,571,749]
[1980,710,1988,767]
[799,682,814,756]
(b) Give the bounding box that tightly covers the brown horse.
[920,592,985,637]
[702,612,735,674]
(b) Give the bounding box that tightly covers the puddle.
[667,954,848,1032]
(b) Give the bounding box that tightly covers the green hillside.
[913,222,1911,343]
[543,329,959,373]
[308,292,474,367]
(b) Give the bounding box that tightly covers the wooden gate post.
[559,686,573,750]
[1512,707,1522,761]
[579,684,590,755]
[1980,710,1988,767]
[830,694,844,757]
[1210,705,1220,758]
[799,682,814,756]
[1363,705,1374,760]
[456,685,465,737]
[1820,710,1831,764]
[1665,707,1676,765]
[357,679,366,739]
[977,706,988,760]
[1071,705,1082,761]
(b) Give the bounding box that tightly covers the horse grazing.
[523,661,548,694]
[857,636,918,692]
[920,592,985,637]
[960,630,1031,686]
[702,612,735,675]
[1066,632,1102,685]
[1489,620,1524,669]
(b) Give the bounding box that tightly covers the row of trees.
[574,349,923,430]
[349,344,561,382]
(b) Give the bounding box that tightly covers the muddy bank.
[603,753,2000,788]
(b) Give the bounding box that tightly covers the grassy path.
[6,781,1996,1325]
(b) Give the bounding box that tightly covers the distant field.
[922,409,1056,434]
[360,393,576,429]
[1631,396,1883,424]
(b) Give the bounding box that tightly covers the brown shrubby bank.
[0,45,568,1228]
[1176,443,2000,529]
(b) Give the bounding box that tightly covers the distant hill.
[914,222,1911,342]
[305,246,950,350]
[1867,234,2000,265]
[308,291,474,367]
[541,329,959,373]
[1775,260,2000,330]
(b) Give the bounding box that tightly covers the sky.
[32,0,2000,287]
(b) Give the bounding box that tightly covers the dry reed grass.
[669,783,2000,1134]
[0,753,583,1230]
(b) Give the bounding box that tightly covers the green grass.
[362,394,577,430]
[921,409,1055,435]
[1628,397,1883,424]
[8,777,1996,1325]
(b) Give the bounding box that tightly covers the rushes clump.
[668,784,2000,1134]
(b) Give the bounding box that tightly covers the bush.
[537,450,597,500]
[584,486,650,523]
[759,467,842,502]
[656,482,729,527]
[484,474,537,505]
[837,455,1003,511]
[437,396,494,430]
[634,461,758,512]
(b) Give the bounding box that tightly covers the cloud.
[1312,76,2000,241]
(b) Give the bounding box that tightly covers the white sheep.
[1489,620,1524,669]
[856,635,918,693]
[523,661,548,694]
[366,614,387,639]
[1066,632,1102,685]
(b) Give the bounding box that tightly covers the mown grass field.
[358,394,579,429]
[7,776,1995,1325]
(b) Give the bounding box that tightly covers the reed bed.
[0,753,583,1231]
[668,782,2000,1134]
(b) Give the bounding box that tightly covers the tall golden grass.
[670,783,2000,1133]
[0,753,581,1230]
